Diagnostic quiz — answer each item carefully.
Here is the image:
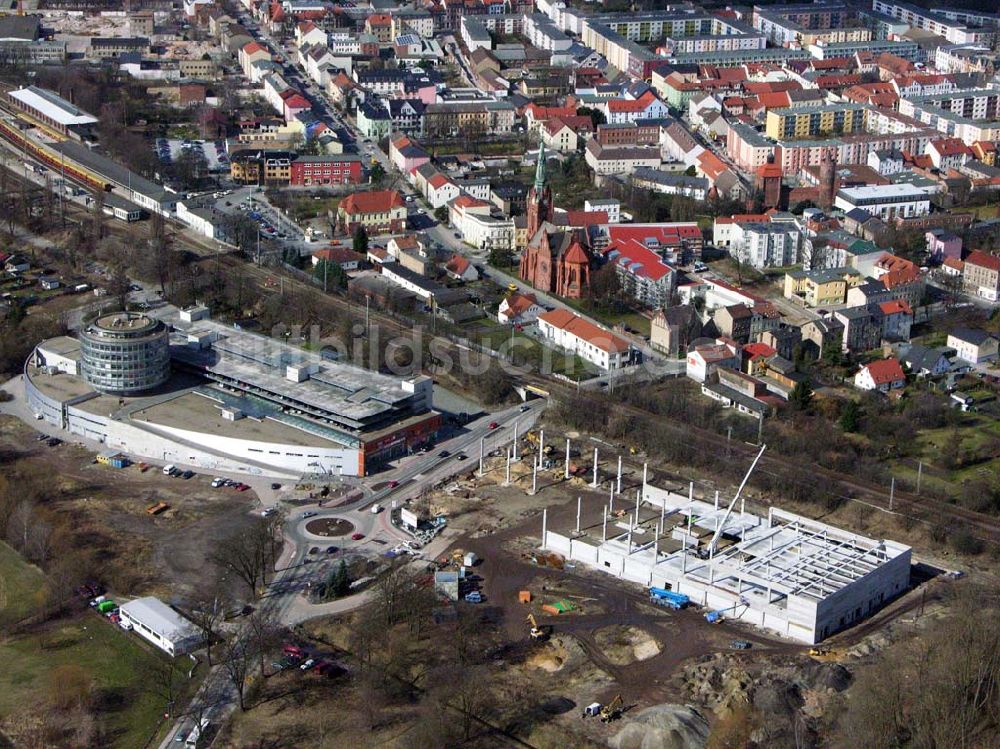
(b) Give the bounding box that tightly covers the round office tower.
[79,312,170,395]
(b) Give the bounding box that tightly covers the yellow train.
[0,117,112,193]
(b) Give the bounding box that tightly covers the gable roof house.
[854,358,906,393]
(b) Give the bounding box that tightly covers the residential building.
[290,155,363,186]
[715,304,754,343]
[498,292,546,326]
[879,300,913,341]
[963,251,1000,301]
[900,344,953,378]
[686,339,741,383]
[444,254,479,282]
[947,328,999,363]
[834,306,883,352]
[854,358,906,393]
[925,228,962,263]
[337,190,407,234]
[537,308,635,371]
[650,306,702,357]
[783,267,862,307]
[729,221,802,270]
[602,239,676,308]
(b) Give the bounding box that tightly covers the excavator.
[527,613,549,641]
[600,695,624,723]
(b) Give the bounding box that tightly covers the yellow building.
[765,105,866,140]
[784,267,862,307]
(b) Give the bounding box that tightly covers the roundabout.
[304,517,356,538]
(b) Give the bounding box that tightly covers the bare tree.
[245,607,283,677]
[186,590,228,667]
[210,520,273,601]
[220,632,256,711]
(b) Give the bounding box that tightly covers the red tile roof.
[341,190,405,215]
[314,246,359,264]
[503,291,540,316]
[861,358,905,385]
[879,300,912,316]
[966,251,1000,272]
[744,342,776,359]
[604,240,673,282]
[445,254,472,276]
[539,309,632,353]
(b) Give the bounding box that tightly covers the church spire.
[534,143,546,191]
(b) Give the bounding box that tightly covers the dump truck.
[649,587,689,610]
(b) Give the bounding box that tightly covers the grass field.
[0,541,47,625]
[0,544,194,748]
[467,320,595,379]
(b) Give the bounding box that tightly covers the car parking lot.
[153,137,229,173]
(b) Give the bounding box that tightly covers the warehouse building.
[118,597,203,657]
[6,86,97,139]
[541,478,911,644]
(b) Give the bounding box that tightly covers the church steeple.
[534,143,547,191]
[526,144,552,239]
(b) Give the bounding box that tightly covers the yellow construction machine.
[527,613,549,641]
[600,695,623,723]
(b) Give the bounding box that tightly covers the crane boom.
[706,444,766,557]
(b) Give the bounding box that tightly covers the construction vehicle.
[600,695,623,723]
[649,587,689,610]
[527,613,548,641]
[808,647,830,657]
[701,445,766,560]
[705,596,749,624]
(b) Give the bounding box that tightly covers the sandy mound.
[526,634,587,673]
[609,704,709,749]
[595,625,663,665]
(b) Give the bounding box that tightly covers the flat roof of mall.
[156,313,427,426]
[28,368,95,401]
[8,86,98,126]
[129,390,346,448]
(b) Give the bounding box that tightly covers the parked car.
[299,658,316,671]
[181,470,195,480]
[731,639,752,650]
[351,532,365,541]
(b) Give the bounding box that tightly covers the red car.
[351,532,365,541]
[387,480,399,489]
[488,422,499,429]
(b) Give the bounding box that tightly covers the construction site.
[539,448,912,645]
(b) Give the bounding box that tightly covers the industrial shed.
[118,596,203,656]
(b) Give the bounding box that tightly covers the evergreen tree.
[333,559,350,597]
[839,399,860,432]
[789,379,814,411]
[353,225,369,254]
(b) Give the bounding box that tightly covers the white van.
[162,464,176,475]
[185,718,210,747]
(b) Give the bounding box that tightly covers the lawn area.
[962,203,1000,221]
[0,541,47,625]
[561,297,652,338]
[288,196,339,222]
[0,545,195,749]
[0,613,198,749]
[466,319,596,380]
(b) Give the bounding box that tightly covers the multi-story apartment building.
[765,104,866,140]
[963,251,1000,301]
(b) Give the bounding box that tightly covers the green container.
[97,600,116,613]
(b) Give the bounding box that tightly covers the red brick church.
[518,145,591,299]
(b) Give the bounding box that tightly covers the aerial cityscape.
[0,0,998,746]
